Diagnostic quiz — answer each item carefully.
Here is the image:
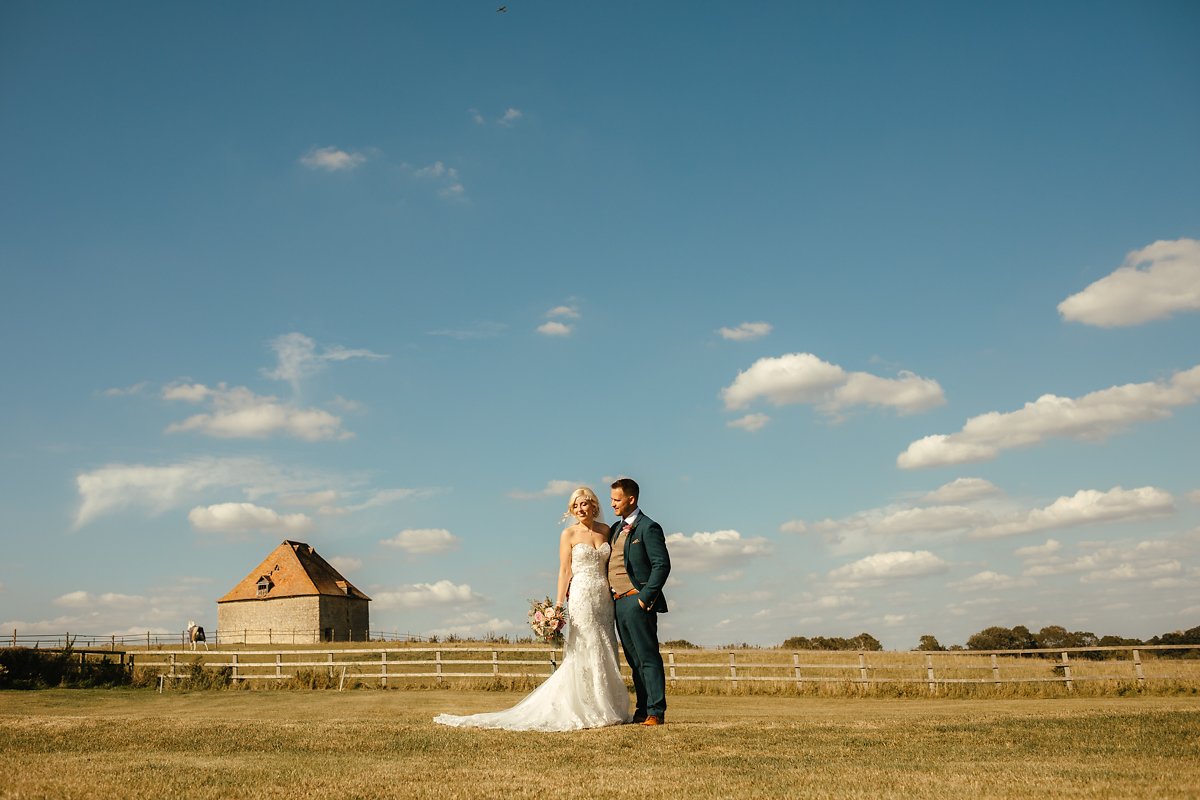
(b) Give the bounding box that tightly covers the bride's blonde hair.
[561,486,603,525]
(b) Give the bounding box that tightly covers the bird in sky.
[496,5,507,11]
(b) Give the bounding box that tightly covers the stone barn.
[217,540,370,644]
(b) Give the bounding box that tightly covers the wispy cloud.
[262,332,387,393]
[537,304,580,337]
[898,365,1200,468]
[948,571,1034,591]
[727,413,770,432]
[722,352,944,419]
[327,556,362,575]
[381,528,461,555]
[921,478,1000,505]
[427,322,508,340]
[300,146,366,172]
[499,107,523,127]
[409,161,466,201]
[187,502,314,534]
[164,383,351,441]
[102,382,148,397]
[508,480,579,500]
[537,321,572,337]
[1058,238,1200,327]
[73,457,338,528]
[717,321,772,341]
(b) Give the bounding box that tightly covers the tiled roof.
[218,540,371,603]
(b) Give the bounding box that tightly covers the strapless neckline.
[572,541,611,553]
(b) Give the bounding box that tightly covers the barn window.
[256,576,272,597]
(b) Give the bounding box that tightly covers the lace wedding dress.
[433,542,632,731]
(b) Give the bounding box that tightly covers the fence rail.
[130,643,1199,690]
[6,629,429,650]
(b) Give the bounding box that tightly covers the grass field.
[2,690,1198,799]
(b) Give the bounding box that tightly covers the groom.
[608,477,671,726]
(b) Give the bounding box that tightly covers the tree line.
[916,623,1200,656]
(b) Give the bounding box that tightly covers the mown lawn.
[1,690,1197,799]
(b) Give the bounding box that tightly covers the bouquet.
[528,597,567,645]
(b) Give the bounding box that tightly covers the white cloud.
[415,161,456,179]
[373,580,485,610]
[300,146,366,172]
[1015,539,1062,558]
[468,108,485,125]
[1058,238,1200,327]
[882,614,908,625]
[948,571,1034,591]
[1188,490,1200,504]
[262,332,387,392]
[828,550,949,586]
[188,502,314,534]
[499,108,523,126]
[663,530,773,573]
[546,305,580,319]
[779,519,807,534]
[721,352,944,416]
[381,528,461,555]
[508,480,579,500]
[898,365,1200,468]
[346,487,439,512]
[717,321,772,342]
[1021,536,1193,585]
[727,413,770,432]
[802,505,987,549]
[74,457,325,528]
[278,490,340,508]
[430,616,517,638]
[55,591,146,608]
[102,382,148,397]
[164,383,350,441]
[537,321,572,337]
[1079,561,1182,583]
[922,477,1000,505]
[327,556,362,575]
[972,486,1174,538]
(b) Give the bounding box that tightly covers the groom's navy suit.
[610,511,671,719]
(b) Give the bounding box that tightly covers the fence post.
[1060,651,1073,691]
[925,653,936,695]
[231,653,239,681]
[381,651,387,688]
[436,650,443,685]
[858,652,869,688]
[243,629,247,645]
[169,653,176,679]
[269,628,273,645]
[793,652,801,689]
[991,654,1000,686]
[492,650,498,677]
[275,653,281,679]
[111,634,115,652]
[729,652,737,689]
[1132,648,1145,687]
[668,651,677,685]
[328,652,334,679]
[146,631,150,648]
[11,629,14,647]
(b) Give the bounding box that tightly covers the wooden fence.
[133,643,1198,691]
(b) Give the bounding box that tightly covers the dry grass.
[1,689,1197,799]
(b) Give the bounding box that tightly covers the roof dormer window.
[256,576,273,597]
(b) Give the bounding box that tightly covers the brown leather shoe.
[641,715,663,726]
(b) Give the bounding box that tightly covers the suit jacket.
[609,512,671,613]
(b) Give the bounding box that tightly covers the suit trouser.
[615,596,666,717]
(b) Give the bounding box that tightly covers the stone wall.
[217,596,322,644]
[217,595,370,644]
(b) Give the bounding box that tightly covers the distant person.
[435,486,631,730]
[188,621,208,651]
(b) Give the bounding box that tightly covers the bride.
[434,486,632,731]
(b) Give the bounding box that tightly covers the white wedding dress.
[433,542,632,731]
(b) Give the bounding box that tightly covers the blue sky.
[2,1,1198,649]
